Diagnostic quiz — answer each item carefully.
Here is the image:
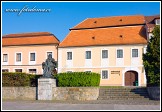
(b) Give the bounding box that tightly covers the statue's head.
[48,54,52,59]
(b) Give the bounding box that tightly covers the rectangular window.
[16,53,21,62]
[2,69,9,72]
[85,71,91,73]
[86,51,91,59]
[3,54,8,62]
[15,69,22,72]
[47,52,52,58]
[117,49,123,58]
[102,70,108,79]
[156,19,160,25]
[102,50,108,58]
[67,52,72,60]
[132,49,138,57]
[30,53,35,61]
[29,69,37,74]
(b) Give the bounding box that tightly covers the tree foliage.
[143,25,160,86]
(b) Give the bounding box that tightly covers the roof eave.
[58,43,147,48]
[2,43,59,47]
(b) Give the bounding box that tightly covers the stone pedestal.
[38,78,56,100]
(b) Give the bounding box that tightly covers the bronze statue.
[42,54,57,78]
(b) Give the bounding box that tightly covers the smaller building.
[2,32,59,74]
[145,15,160,41]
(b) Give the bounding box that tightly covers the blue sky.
[1,1,160,41]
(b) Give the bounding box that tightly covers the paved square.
[2,100,160,110]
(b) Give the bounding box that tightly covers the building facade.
[58,15,151,86]
[2,32,59,74]
[2,14,159,86]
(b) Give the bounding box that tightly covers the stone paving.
[2,99,161,110]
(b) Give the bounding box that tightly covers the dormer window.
[155,19,160,25]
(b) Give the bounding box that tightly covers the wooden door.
[125,71,138,86]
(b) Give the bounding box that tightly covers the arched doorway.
[125,71,138,86]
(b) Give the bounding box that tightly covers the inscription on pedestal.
[38,78,56,100]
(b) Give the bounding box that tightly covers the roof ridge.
[3,32,52,38]
[145,14,160,17]
[70,15,145,30]
[87,14,144,19]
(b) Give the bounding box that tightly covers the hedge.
[2,72,42,87]
[2,72,100,87]
[57,72,100,87]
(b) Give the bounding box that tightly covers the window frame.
[102,50,108,59]
[2,69,9,72]
[28,69,37,74]
[155,19,160,25]
[67,52,72,60]
[67,71,73,73]
[3,54,8,62]
[16,53,22,62]
[101,70,108,79]
[30,52,36,61]
[85,70,92,73]
[15,69,23,73]
[132,49,138,58]
[85,51,91,59]
[117,49,123,58]
[15,52,22,65]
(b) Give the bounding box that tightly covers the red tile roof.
[145,15,160,32]
[145,15,160,24]
[2,32,59,46]
[71,15,145,30]
[59,26,147,47]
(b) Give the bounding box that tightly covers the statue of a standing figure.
[42,54,57,78]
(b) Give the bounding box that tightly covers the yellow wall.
[58,44,147,86]
[2,44,58,74]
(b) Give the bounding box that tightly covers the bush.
[57,72,100,87]
[28,74,42,87]
[2,72,30,87]
[2,72,42,87]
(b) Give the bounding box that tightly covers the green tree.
[143,25,160,86]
